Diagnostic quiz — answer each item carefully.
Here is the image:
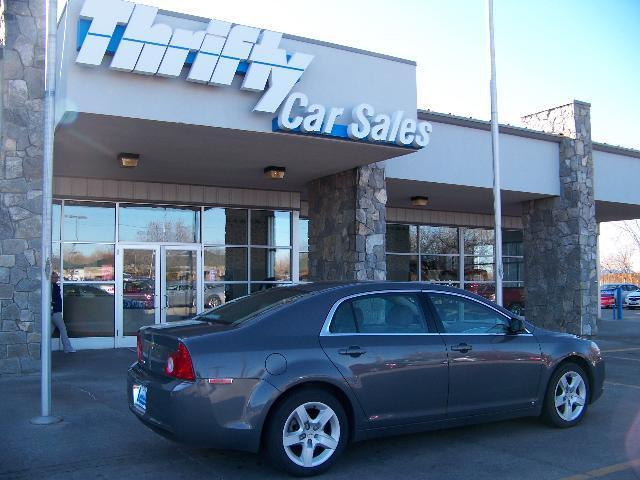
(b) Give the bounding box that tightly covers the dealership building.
[1,0,640,373]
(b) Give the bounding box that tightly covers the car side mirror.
[509,317,525,334]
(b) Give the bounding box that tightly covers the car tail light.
[164,342,195,381]
[137,332,143,364]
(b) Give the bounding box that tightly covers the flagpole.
[31,0,62,425]
[488,0,504,306]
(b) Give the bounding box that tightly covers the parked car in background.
[129,282,604,476]
[625,290,640,309]
[601,283,639,308]
[600,291,615,309]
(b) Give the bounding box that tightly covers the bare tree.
[619,220,640,253]
[601,247,635,274]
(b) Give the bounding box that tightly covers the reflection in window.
[386,255,418,281]
[299,219,309,252]
[202,208,248,245]
[429,292,508,334]
[204,247,248,282]
[251,210,291,246]
[386,224,418,253]
[63,283,115,337]
[464,256,494,281]
[464,283,496,302]
[251,248,291,281]
[464,228,494,256]
[503,282,525,315]
[420,226,458,254]
[119,204,200,243]
[63,244,115,281]
[421,256,458,282]
[63,202,115,242]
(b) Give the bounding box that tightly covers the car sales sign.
[75,0,432,148]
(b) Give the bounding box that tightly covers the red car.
[600,292,615,308]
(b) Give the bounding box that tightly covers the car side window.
[428,293,510,334]
[329,293,429,334]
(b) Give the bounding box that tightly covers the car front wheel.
[264,388,348,476]
[542,362,589,427]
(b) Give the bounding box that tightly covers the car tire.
[542,362,589,428]
[264,388,348,477]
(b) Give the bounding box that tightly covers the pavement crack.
[77,387,97,401]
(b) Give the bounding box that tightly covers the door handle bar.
[451,343,472,353]
[338,347,366,357]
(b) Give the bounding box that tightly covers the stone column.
[521,101,598,335]
[0,0,46,375]
[308,164,386,281]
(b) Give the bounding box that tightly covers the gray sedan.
[128,282,605,476]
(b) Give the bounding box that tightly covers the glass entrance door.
[162,246,201,323]
[117,245,201,346]
[117,245,160,347]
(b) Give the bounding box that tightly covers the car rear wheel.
[542,362,589,428]
[264,388,348,476]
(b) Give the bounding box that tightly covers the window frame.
[320,290,438,336]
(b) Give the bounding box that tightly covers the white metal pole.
[488,0,504,306]
[31,0,61,425]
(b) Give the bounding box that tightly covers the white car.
[625,290,640,309]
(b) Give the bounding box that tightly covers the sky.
[60,0,640,266]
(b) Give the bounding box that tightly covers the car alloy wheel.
[265,388,347,476]
[554,371,587,421]
[282,402,340,468]
[542,362,589,427]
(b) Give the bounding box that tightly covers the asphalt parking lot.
[1,314,639,480]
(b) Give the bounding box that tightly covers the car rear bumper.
[127,363,279,452]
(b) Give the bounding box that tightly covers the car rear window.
[194,287,309,326]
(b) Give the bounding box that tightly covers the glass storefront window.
[52,243,61,277]
[202,208,248,245]
[464,256,494,282]
[211,283,249,304]
[465,282,496,302]
[420,226,458,254]
[251,210,291,246]
[52,201,61,242]
[119,204,200,243]
[250,283,288,294]
[421,255,459,282]
[386,224,418,253]
[63,201,115,242]
[464,228,494,256]
[62,244,115,281]
[503,229,523,256]
[503,282,525,315]
[251,248,291,281]
[503,257,524,282]
[204,247,248,282]
[63,283,115,337]
[386,255,418,281]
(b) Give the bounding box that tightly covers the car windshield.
[193,287,310,326]
[601,285,619,290]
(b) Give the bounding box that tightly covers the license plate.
[133,384,147,412]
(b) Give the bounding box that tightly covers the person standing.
[51,272,75,353]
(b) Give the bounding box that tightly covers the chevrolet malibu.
[128,282,605,476]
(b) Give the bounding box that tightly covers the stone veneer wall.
[0,0,45,375]
[521,101,598,335]
[308,165,386,281]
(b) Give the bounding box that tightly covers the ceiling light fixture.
[264,166,286,179]
[411,196,429,207]
[119,153,140,168]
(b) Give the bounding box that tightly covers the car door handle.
[338,346,367,357]
[451,343,472,353]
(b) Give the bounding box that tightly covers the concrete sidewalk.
[1,319,639,480]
